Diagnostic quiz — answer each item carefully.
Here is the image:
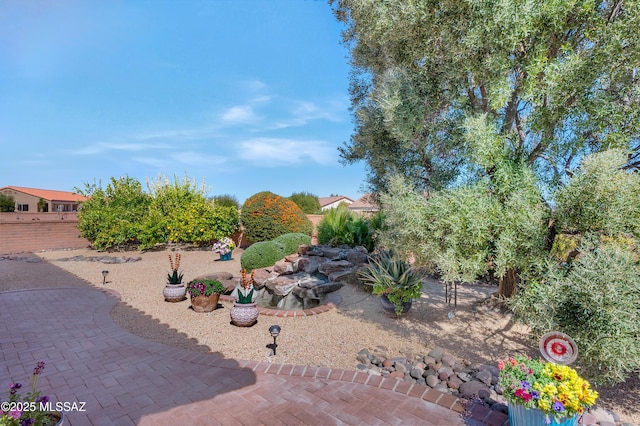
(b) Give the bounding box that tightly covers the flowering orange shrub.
[240,191,313,242]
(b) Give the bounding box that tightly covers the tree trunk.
[497,268,519,298]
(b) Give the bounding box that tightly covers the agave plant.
[167,253,184,284]
[358,251,423,315]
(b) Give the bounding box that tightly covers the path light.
[268,325,281,356]
[102,270,109,285]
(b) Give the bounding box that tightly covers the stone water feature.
[251,245,370,310]
[200,245,370,310]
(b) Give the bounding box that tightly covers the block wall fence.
[0,212,90,254]
[1,213,324,255]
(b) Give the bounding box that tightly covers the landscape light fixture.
[268,325,281,356]
[102,270,109,285]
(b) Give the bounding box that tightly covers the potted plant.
[186,278,225,312]
[230,269,259,327]
[163,253,186,302]
[498,355,598,425]
[212,237,236,261]
[1,361,64,426]
[357,251,423,316]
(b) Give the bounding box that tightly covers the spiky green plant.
[358,251,423,315]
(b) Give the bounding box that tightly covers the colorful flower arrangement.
[498,355,598,423]
[185,279,225,297]
[212,237,236,255]
[1,361,54,426]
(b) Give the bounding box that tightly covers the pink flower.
[498,360,505,370]
[9,408,22,419]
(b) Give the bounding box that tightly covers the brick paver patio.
[0,259,504,425]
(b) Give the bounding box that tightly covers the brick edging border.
[219,294,336,317]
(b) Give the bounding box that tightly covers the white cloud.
[220,105,258,124]
[238,137,337,166]
[72,141,172,155]
[172,151,227,166]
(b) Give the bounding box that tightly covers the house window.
[17,204,29,211]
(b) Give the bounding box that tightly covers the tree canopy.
[332,0,640,194]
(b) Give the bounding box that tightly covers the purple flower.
[9,382,22,394]
[553,401,565,412]
[21,418,35,426]
[36,395,49,404]
[33,361,45,375]
[520,380,531,390]
[531,390,540,400]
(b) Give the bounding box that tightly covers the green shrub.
[554,149,640,239]
[76,175,239,251]
[240,241,286,272]
[240,191,313,242]
[510,240,640,385]
[273,233,312,255]
[288,192,321,214]
[0,194,15,212]
[212,194,239,209]
[317,204,378,251]
[76,177,151,251]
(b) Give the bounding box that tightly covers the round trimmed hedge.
[240,191,313,242]
[240,241,287,272]
[273,233,311,256]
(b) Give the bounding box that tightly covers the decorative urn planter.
[230,302,259,327]
[380,293,412,316]
[191,293,220,312]
[164,284,186,302]
[508,402,579,426]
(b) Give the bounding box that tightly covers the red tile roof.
[1,186,87,203]
[348,193,379,211]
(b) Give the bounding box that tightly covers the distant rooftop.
[0,186,87,203]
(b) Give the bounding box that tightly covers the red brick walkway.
[0,261,505,425]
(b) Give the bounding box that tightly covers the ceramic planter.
[508,402,579,426]
[380,293,412,316]
[164,283,186,302]
[230,302,259,327]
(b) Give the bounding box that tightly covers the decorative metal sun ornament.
[539,332,578,365]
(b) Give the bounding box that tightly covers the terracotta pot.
[191,293,221,313]
[230,302,259,327]
[163,284,186,302]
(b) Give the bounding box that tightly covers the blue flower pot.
[219,252,232,261]
[508,402,579,426]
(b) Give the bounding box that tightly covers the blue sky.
[0,1,367,203]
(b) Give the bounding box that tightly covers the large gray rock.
[296,256,326,274]
[318,260,355,276]
[458,380,491,398]
[475,369,493,386]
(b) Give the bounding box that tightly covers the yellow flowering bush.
[498,355,598,422]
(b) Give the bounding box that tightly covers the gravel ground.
[5,248,637,424]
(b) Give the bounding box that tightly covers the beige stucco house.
[318,195,354,211]
[0,186,87,212]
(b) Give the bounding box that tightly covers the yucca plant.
[358,251,423,315]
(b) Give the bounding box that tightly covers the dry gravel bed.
[14,248,638,424]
